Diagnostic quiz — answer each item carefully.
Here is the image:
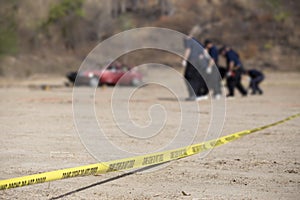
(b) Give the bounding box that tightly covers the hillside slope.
[0,0,299,77]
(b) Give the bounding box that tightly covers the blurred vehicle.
[66,63,143,87]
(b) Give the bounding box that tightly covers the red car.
[67,64,143,87]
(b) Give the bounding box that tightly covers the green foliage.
[267,0,281,9]
[47,0,84,24]
[0,28,17,56]
[274,11,290,22]
[264,41,273,50]
[119,14,135,30]
[265,0,290,22]
[0,1,18,56]
[41,0,85,50]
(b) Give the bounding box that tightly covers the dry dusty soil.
[0,70,299,199]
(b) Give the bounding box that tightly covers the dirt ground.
[0,70,299,200]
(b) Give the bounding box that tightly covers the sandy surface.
[0,70,299,200]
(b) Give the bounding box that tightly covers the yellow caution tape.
[0,113,299,190]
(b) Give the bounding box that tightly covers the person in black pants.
[219,46,247,97]
[182,27,210,101]
[184,62,208,99]
[246,69,264,95]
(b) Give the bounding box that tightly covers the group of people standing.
[182,28,264,101]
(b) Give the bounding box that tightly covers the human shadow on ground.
[50,163,166,200]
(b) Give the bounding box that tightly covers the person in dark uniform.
[219,46,247,97]
[204,39,222,99]
[204,40,219,65]
[204,39,226,79]
[246,69,264,95]
[182,27,209,101]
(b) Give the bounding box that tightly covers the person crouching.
[245,69,265,95]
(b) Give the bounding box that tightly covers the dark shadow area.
[49,163,167,200]
[157,97,183,102]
